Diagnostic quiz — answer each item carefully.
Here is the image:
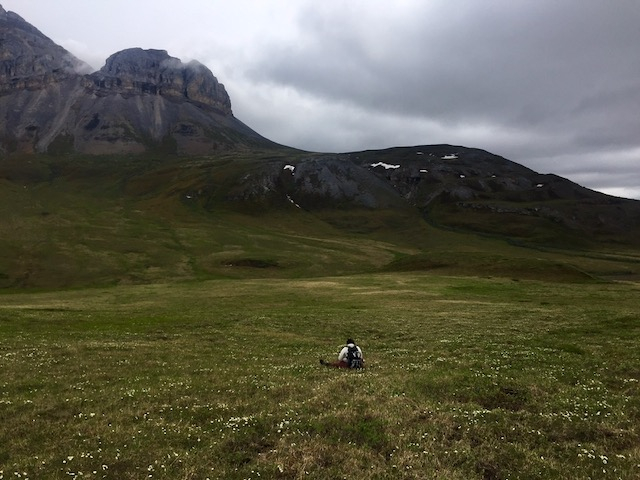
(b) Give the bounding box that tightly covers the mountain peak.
[0,4,24,23]
[99,48,189,78]
[90,48,232,115]
[0,4,91,93]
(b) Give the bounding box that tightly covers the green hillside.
[1,152,639,289]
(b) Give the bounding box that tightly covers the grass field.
[1,273,639,479]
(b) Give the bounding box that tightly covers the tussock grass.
[1,274,639,478]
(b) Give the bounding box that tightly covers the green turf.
[1,274,639,479]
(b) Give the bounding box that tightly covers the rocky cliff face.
[0,5,91,94]
[89,48,232,115]
[0,5,272,156]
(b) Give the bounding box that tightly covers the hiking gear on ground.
[346,345,364,369]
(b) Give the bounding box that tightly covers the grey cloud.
[235,0,640,197]
[250,2,640,123]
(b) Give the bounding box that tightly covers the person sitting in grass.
[320,338,365,369]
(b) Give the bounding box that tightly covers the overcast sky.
[4,0,640,199]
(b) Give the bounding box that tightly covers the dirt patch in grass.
[222,258,279,268]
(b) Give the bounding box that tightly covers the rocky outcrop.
[0,5,91,94]
[88,48,232,115]
[0,5,273,156]
[227,155,406,209]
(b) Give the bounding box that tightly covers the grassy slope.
[2,153,640,289]
[0,274,639,478]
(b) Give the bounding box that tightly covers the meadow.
[1,273,638,479]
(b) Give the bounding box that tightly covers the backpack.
[347,345,363,369]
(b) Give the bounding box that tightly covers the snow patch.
[536,184,544,188]
[283,164,295,173]
[286,195,301,208]
[420,169,428,173]
[442,154,458,160]
[370,162,400,170]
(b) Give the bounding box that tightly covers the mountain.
[1,5,640,288]
[194,145,640,247]
[0,5,277,155]
[347,146,640,245]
